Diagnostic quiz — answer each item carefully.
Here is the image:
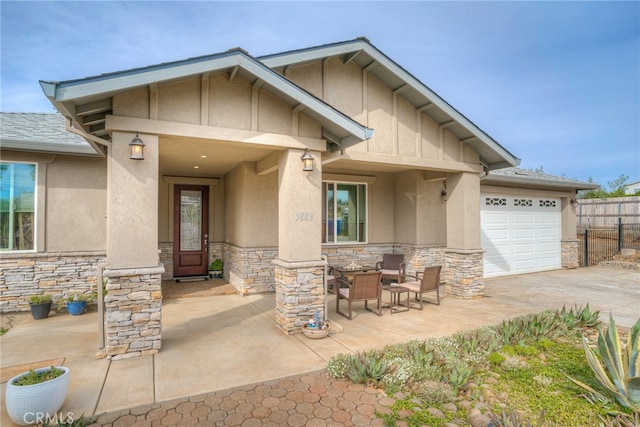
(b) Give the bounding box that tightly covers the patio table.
[332,265,376,279]
[382,284,410,314]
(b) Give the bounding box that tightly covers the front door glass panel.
[180,190,202,251]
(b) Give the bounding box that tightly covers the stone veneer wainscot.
[0,252,105,313]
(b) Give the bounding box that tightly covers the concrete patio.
[1,266,638,426]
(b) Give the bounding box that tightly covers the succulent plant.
[567,314,640,412]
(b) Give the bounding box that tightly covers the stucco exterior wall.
[209,74,252,129]
[113,88,150,119]
[366,173,395,244]
[366,75,393,154]
[282,57,477,168]
[258,91,292,135]
[393,171,447,246]
[421,115,440,159]
[113,73,322,139]
[46,155,107,251]
[158,79,201,125]
[447,172,481,249]
[394,171,419,244]
[325,60,364,123]
[225,162,278,247]
[107,132,160,269]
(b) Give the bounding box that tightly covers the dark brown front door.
[173,185,209,277]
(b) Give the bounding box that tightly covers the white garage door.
[481,194,561,278]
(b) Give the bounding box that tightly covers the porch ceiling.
[160,136,275,177]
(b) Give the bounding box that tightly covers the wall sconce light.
[129,133,145,160]
[301,148,314,171]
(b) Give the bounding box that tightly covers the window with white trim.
[1,162,36,251]
[322,182,367,243]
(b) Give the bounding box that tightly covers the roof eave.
[40,51,372,145]
[482,173,600,191]
[0,138,101,156]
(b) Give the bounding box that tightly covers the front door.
[173,185,209,277]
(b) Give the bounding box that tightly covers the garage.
[481,194,561,278]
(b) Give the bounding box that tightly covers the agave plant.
[558,303,601,329]
[445,360,474,391]
[489,408,545,427]
[567,314,640,412]
[407,340,434,366]
[346,351,389,385]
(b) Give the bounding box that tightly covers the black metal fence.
[578,221,640,267]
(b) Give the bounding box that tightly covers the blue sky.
[1,1,638,188]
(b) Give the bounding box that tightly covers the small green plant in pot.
[60,293,93,316]
[5,365,70,426]
[209,259,224,278]
[28,294,52,320]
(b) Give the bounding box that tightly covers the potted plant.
[302,311,330,339]
[60,291,96,316]
[28,294,52,320]
[209,259,223,278]
[5,365,70,426]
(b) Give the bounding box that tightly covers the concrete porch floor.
[1,266,638,425]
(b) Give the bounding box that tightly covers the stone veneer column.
[273,260,326,334]
[444,249,484,299]
[103,131,163,358]
[561,239,579,269]
[103,265,164,360]
[444,172,485,298]
[274,148,323,333]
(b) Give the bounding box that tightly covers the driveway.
[1,266,638,425]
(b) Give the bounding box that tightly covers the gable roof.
[0,112,99,156]
[39,48,373,148]
[481,167,599,191]
[259,38,520,171]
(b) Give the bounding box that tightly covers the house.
[624,181,640,195]
[0,38,597,359]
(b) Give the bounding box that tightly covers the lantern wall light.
[129,133,145,160]
[301,148,314,172]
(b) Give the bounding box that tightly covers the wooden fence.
[576,197,640,228]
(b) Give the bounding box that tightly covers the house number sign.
[296,212,313,222]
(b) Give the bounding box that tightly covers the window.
[1,162,36,251]
[322,182,367,243]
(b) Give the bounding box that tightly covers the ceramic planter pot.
[302,324,330,339]
[66,301,86,316]
[29,302,52,320]
[5,366,70,426]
